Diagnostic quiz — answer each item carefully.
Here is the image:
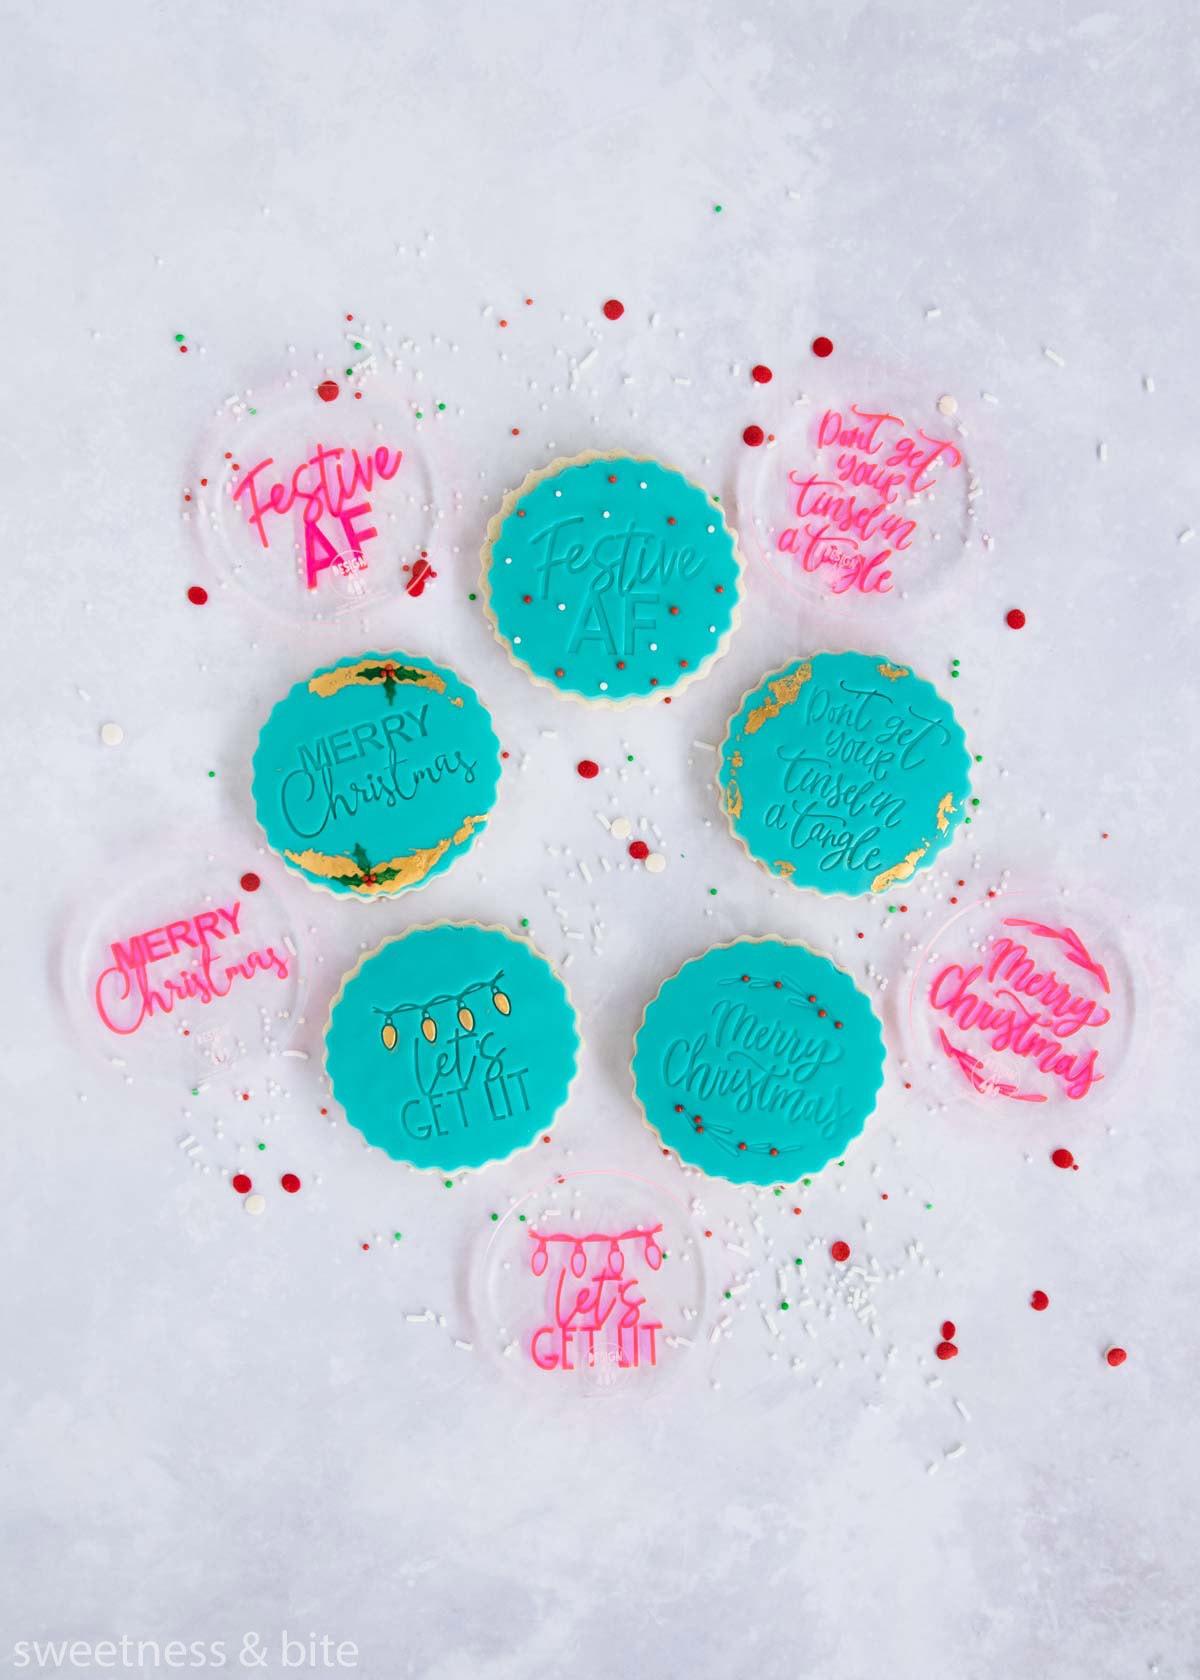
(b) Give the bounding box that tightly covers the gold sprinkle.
[936,792,956,834]
[724,779,743,820]
[744,663,811,735]
[877,663,909,682]
[871,847,927,893]
[731,750,743,769]
[772,859,796,879]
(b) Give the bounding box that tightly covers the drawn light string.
[375,969,510,1048]
[528,1224,664,1278]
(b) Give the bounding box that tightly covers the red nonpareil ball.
[317,380,340,403]
[1030,1290,1050,1311]
[1006,608,1026,630]
[280,1173,301,1194]
[1051,1148,1075,1169]
[602,298,625,321]
[941,1320,956,1341]
[936,1341,959,1361]
[576,759,600,779]
[830,1240,850,1263]
[751,363,773,383]
[811,336,834,358]
[1106,1346,1127,1367]
[742,424,765,448]
[186,585,208,606]
[231,1174,253,1195]
[628,840,650,861]
[239,872,260,893]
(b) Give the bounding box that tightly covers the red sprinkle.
[941,1320,956,1340]
[1105,1346,1127,1367]
[317,380,340,403]
[751,363,773,383]
[936,1341,959,1361]
[628,840,650,861]
[280,1173,301,1194]
[1006,608,1026,630]
[231,1174,253,1195]
[742,424,765,447]
[576,759,600,779]
[1030,1290,1050,1311]
[187,585,208,606]
[239,872,260,893]
[830,1240,851,1263]
[811,336,834,358]
[602,298,625,320]
[1051,1148,1075,1169]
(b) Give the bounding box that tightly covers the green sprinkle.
[345,367,353,376]
[248,407,257,415]
[207,770,215,778]
[975,754,983,762]
[724,1290,731,1299]
[174,333,185,342]
[468,592,477,601]
[780,1300,790,1310]
[971,798,980,807]
[443,1179,453,1189]
[353,341,362,350]
[951,670,959,678]
[437,401,446,411]
[925,1202,933,1210]
[520,917,529,928]
[773,1187,782,1196]
[837,1160,844,1167]
[952,658,960,666]
[888,904,896,913]
[415,409,423,419]
[190,1088,199,1097]
[709,887,718,896]
[490,1212,499,1221]
[518,1213,527,1222]
[393,1231,403,1240]
[713,204,723,213]
[626,754,634,762]
[802,1178,811,1187]
[257,1142,266,1151]
[794,1257,803,1266]
[965,816,972,824]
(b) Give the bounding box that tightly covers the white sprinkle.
[281,1049,308,1060]
[954,1398,972,1421]
[645,853,667,874]
[611,816,632,840]
[453,1339,474,1352]
[980,391,998,404]
[405,1311,433,1324]
[1143,374,1155,393]
[578,860,593,885]
[945,1442,966,1460]
[1043,346,1066,367]
[244,1194,266,1216]
[1178,528,1195,544]
[1097,441,1108,463]
[925,305,942,319]
[100,722,124,747]
[578,348,597,372]
[936,394,958,417]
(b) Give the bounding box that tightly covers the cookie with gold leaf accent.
[252,652,501,899]
[326,924,580,1171]
[717,652,970,896]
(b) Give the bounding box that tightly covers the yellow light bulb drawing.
[380,1019,398,1052]
[421,1015,437,1043]
[492,988,511,1016]
[457,1005,475,1033]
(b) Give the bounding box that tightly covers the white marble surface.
[2,2,1197,1676]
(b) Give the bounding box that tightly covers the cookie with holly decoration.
[252,651,501,899]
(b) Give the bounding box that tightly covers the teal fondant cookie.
[252,651,501,899]
[719,652,970,897]
[326,924,580,1171]
[481,452,743,703]
[632,939,885,1184]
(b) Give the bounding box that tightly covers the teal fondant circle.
[327,925,580,1171]
[252,651,501,899]
[719,652,970,898]
[484,454,741,701]
[632,939,885,1184]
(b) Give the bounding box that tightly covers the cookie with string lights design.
[632,937,885,1184]
[325,923,580,1171]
